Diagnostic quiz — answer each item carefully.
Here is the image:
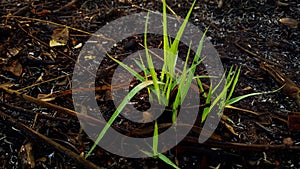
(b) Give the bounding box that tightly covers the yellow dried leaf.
[37,93,56,102]
[49,39,66,47]
[279,18,298,28]
[73,43,82,49]
[7,47,21,58]
[84,55,96,60]
[49,27,69,47]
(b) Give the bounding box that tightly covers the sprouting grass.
[141,121,180,169]
[85,0,282,168]
[137,0,200,114]
[200,66,284,123]
[85,0,202,161]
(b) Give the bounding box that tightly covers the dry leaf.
[142,111,154,123]
[242,86,252,91]
[4,60,23,76]
[37,93,56,102]
[279,18,298,28]
[0,47,22,64]
[7,47,21,58]
[221,120,238,136]
[56,77,69,86]
[283,137,293,145]
[19,142,35,169]
[50,27,69,47]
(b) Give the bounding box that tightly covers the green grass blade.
[85,80,162,158]
[226,66,241,101]
[202,84,226,122]
[202,83,214,122]
[194,75,218,98]
[141,120,180,169]
[180,28,208,105]
[140,150,154,157]
[161,0,169,81]
[137,53,154,101]
[205,83,213,104]
[167,0,197,78]
[193,28,209,65]
[226,84,285,106]
[153,121,158,155]
[194,75,217,79]
[140,151,180,169]
[202,73,227,122]
[196,78,206,97]
[177,42,192,101]
[226,66,234,83]
[107,53,145,82]
[170,0,196,54]
[164,75,173,105]
[133,58,149,76]
[144,12,161,103]
[157,153,180,169]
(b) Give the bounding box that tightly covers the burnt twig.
[0,85,106,126]
[0,110,104,169]
[260,62,300,110]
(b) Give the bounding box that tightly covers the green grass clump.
[85,0,201,159]
[85,1,282,168]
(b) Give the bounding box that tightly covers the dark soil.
[0,0,299,168]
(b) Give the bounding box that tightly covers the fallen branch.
[0,85,105,126]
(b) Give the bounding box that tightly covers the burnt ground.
[0,0,300,168]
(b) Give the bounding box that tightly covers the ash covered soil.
[0,0,299,168]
